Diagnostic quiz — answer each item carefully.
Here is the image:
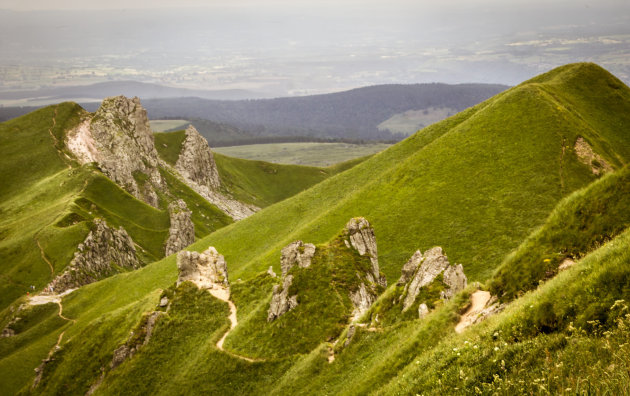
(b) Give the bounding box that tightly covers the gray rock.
[441,263,467,299]
[45,219,139,294]
[176,125,221,191]
[168,125,259,221]
[159,297,169,308]
[267,266,277,278]
[401,247,467,312]
[66,95,164,207]
[402,247,449,311]
[267,274,297,322]
[280,240,316,277]
[176,247,229,288]
[349,282,376,320]
[397,250,423,285]
[164,199,195,256]
[344,217,386,287]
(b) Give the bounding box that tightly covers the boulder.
[176,247,229,289]
[268,240,317,321]
[400,246,467,313]
[164,199,195,256]
[267,275,298,322]
[280,240,316,276]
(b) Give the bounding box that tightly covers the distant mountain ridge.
[0,83,508,145]
[0,80,271,104]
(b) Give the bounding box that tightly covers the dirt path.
[455,290,491,333]
[208,288,259,363]
[35,238,55,277]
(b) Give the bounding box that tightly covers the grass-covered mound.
[490,165,630,300]
[225,230,383,359]
[185,63,630,288]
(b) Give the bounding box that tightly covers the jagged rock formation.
[574,136,613,175]
[176,125,221,190]
[164,199,195,256]
[66,96,164,207]
[344,217,386,287]
[44,219,139,294]
[343,217,386,319]
[399,247,467,313]
[280,240,316,276]
[267,275,298,322]
[169,125,259,221]
[268,240,316,321]
[176,247,229,289]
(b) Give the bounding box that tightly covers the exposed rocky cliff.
[66,96,164,207]
[164,199,195,256]
[344,217,386,287]
[170,125,259,221]
[268,240,316,321]
[176,247,229,289]
[398,247,467,314]
[44,219,139,294]
[343,218,386,319]
[176,125,221,190]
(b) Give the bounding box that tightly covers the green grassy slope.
[4,63,630,394]
[186,63,629,286]
[0,104,234,310]
[154,130,362,208]
[490,165,630,300]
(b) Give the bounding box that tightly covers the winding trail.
[208,287,259,363]
[35,238,55,277]
[29,289,76,389]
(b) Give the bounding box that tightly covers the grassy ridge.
[184,63,630,287]
[3,63,630,394]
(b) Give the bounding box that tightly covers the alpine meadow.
[1,59,630,395]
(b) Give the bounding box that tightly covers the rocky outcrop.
[176,247,229,289]
[574,136,613,175]
[169,125,259,221]
[176,125,221,190]
[267,275,298,322]
[44,219,139,294]
[268,240,316,321]
[343,218,386,319]
[400,247,467,313]
[280,240,316,276]
[441,264,467,299]
[66,96,164,207]
[164,200,195,256]
[344,217,386,287]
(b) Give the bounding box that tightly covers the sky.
[0,0,629,98]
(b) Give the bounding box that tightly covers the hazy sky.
[1,0,629,97]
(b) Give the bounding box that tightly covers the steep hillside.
[188,63,630,285]
[0,99,340,312]
[2,63,630,395]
